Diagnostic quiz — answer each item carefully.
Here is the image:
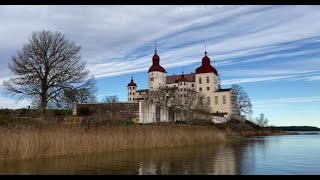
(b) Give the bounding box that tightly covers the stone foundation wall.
[74,102,139,122]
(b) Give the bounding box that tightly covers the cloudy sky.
[1,5,320,127]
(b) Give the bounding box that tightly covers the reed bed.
[0,124,225,161]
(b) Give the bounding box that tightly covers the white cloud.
[1,6,320,80]
[221,75,295,85]
[252,96,320,110]
[1,5,320,109]
[0,96,31,109]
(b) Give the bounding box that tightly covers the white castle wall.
[139,101,170,123]
[148,72,167,90]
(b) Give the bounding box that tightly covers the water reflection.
[0,143,249,175]
[1,134,319,175]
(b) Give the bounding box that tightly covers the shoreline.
[0,123,296,162]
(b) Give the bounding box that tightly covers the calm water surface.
[1,132,319,175]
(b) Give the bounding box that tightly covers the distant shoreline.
[267,126,320,131]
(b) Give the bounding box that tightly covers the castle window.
[184,88,186,92]
[180,94,182,97]
[207,97,210,105]
[174,85,176,87]
[215,96,218,105]
[199,97,203,105]
[223,95,226,104]
[133,87,135,90]
[184,94,186,97]
[133,92,135,95]
[184,82,186,85]
[199,77,202,84]
[130,98,131,101]
[207,87,210,91]
[199,87,202,91]
[130,92,132,95]
[207,77,209,83]
[192,84,194,87]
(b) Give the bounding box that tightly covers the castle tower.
[195,49,219,105]
[148,42,167,90]
[127,76,137,102]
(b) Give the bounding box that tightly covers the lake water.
[1,132,320,175]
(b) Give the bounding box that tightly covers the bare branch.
[2,30,96,114]
[232,84,253,117]
[103,95,119,103]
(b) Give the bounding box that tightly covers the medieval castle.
[127,46,238,117]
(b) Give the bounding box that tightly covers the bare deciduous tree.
[148,87,211,123]
[172,89,211,122]
[148,87,176,107]
[60,87,97,109]
[232,84,252,117]
[3,30,95,115]
[103,95,119,103]
[255,113,269,127]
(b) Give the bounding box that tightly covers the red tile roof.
[166,73,195,84]
[127,79,137,87]
[148,53,166,73]
[195,52,218,76]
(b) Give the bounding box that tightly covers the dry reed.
[0,124,225,161]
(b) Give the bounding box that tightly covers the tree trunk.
[40,96,47,117]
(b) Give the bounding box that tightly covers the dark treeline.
[268,126,320,131]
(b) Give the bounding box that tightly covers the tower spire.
[205,43,207,55]
[131,73,133,80]
[155,40,157,53]
[182,65,184,74]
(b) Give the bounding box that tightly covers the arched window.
[206,77,209,83]
[199,77,202,84]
